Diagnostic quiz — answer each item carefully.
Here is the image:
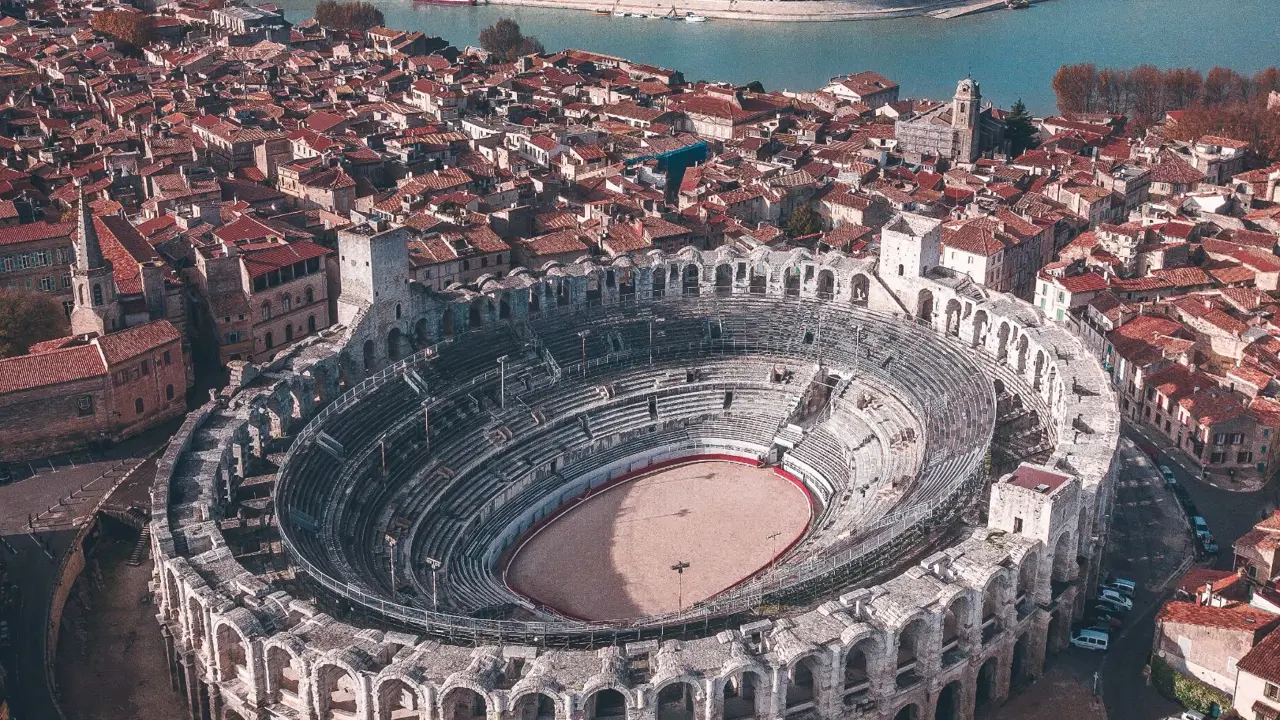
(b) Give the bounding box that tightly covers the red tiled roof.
[1158,599,1280,633]
[241,241,330,280]
[0,343,104,393]
[1237,625,1280,683]
[0,221,74,247]
[95,320,181,365]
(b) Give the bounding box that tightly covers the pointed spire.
[75,183,103,272]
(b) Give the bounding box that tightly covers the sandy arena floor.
[505,460,811,620]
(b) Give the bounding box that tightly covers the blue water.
[275,0,1280,113]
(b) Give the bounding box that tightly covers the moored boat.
[684,12,707,21]
[413,0,476,6]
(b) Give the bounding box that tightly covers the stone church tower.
[70,187,120,336]
[952,77,982,164]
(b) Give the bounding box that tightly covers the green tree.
[1005,99,1037,157]
[0,289,69,358]
[314,0,385,32]
[786,203,822,238]
[478,18,545,62]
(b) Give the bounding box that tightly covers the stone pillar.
[1025,611,1050,681]
[992,644,1013,706]
[209,682,225,720]
[163,625,179,692]
[181,656,201,720]
[765,666,786,720]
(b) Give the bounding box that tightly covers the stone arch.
[1032,349,1045,390]
[895,616,929,675]
[975,655,1000,709]
[377,676,427,720]
[714,264,733,295]
[388,327,403,362]
[942,592,974,652]
[981,574,1009,643]
[721,669,764,720]
[441,686,489,720]
[996,322,1011,362]
[933,679,963,720]
[783,266,801,297]
[164,567,181,622]
[529,286,543,312]
[851,273,870,306]
[893,703,921,720]
[469,298,485,328]
[1015,335,1029,373]
[816,268,835,300]
[1016,550,1040,604]
[500,295,512,319]
[557,280,570,307]
[842,635,881,702]
[916,289,934,323]
[214,621,250,684]
[1010,633,1031,688]
[415,318,429,346]
[652,266,668,297]
[944,298,962,336]
[784,653,824,714]
[316,662,363,720]
[683,264,701,296]
[509,691,558,720]
[265,644,303,707]
[972,309,989,349]
[363,338,376,373]
[655,679,699,720]
[187,595,206,651]
[443,309,456,340]
[1051,531,1076,583]
[749,264,767,295]
[584,688,627,720]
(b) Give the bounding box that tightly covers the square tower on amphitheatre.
[336,223,412,327]
[880,212,941,280]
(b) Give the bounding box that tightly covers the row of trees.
[1052,63,1280,126]
[314,0,386,31]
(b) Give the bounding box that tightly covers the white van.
[1070,629,1109,651]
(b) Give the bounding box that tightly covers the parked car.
[1159,465,1177,485]
[1106,576,1138,594]
[1161,711,1206,720]
[1096,597,1131,615]
[1191,516,1212,539]
[1069,628,1109,651]
[1088,612,1123,630]
[1199,535,1220,555]
[1098,589,1133,610]
[1101,582,1135,598]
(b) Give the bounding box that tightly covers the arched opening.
[511,693,556,720]
[784,267,800,297]
[682,265,700,296]
[500,296,511,319]
[749,266,767,295]
[265,332,274,350]
[652,267,667,298]
[187,597,205,651]
[816,269,835,300]
[972,309,988,348]
[942,595,972,655]
[945,298,962,336]
[388,327,403,361]
[285,324,294,342]
[529,287,542,312]
[363,339,376,373]
[785,655,821,713]
[723,672,761,720]
[415,318,429,346]
[135,397,145,415]
[993,377,1006,396]
[585,275,602,304]
[851,274,869,306]
[893,703,919,720]
[395,303,402,320]
[1011,634,1030,689]
[934,680,962,720]
[379,678,422,720]
[585,689,626,720]
[266,646,302,707]
[656,681,696,720]
[317,664,360,719]
[1016,552,1038,610]
[306,286,315,304]
[1032,350,1045,390]
[555,280,570,307]
[469,300,484,329]
[714,264,732,295]
[996,322,1011,361]
[443,310,455,340]
[843,639,875,702]
[982,576,1006,644]
[216,624,248,684]
[1015,335,1029,373]
[896,618,926,689]
[164,570,181,622]
[916,289,934,323]
[92,283,104,306]
[442,688,488,720]
[1052,532,1075,584]
[976,656,999,709]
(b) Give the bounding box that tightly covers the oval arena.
[150,231,1121,720]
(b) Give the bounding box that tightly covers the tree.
[1052,63,1098,114]
[786,203,822,238]
[0,289,69,358]
[478,18,544,62]
[91,9,155,51]
[314,0,385,32]
[1005,99,1036,157]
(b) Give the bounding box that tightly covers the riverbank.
[477,0,984,23]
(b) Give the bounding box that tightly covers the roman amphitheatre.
[149,214,1120,720]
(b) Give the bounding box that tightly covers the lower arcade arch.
[721,671,763,720]
[585,688,628,720]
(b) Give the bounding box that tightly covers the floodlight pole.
[497,355,508,409]
[671,560,690,611]
[386,534,397,599]
[424,556,442,611]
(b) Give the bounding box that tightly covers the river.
[272,0,1280,113]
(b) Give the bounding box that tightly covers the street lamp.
[671,560,690,611]
[424,556,442,611]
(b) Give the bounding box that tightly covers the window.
[1266,682,1280,702]
[1013,517,1023,533]
[481,256,488,268]
[305,286,314,304]
[163,350,171,366]
[282,295,292,312]
[38,276,53,291]
[166,384,175,401]
[140,360,149,376]
[265,332,274,349]
[307,315,316,333]
[463,259,470,271]
[1214,433,1227,446]
[134,397,145,415]
[92,284,103,306]
[260,301,271,320]
[77,395,94,417]
[1230,433,1244,445]
[1210,452,1225,464]
[224,331,241,344]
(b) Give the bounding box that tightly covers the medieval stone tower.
[952,77,982,164]
[70,187,119,336]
